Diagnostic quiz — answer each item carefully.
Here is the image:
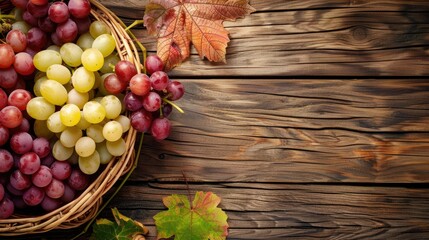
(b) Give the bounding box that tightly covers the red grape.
[0,184,4,201]
[0,88,7,109]
[0,44,15,69]
[48,1,69,24]
[142,91,161,112]
[8,89,32,111]
[11,0,29,9]
[32,165,52,188]
[10,169,31,190]
[19,152,41,175]
[73,16,91,34]
[23,186,45,206]
[0,67,18,89]
[6,30,27,53]
[27,27,48,51]
[0,197,14,219]
[38,16,56,33]
[10,132,33,154]
[10,118,31,135]
[32,137,50,158]
[130,109,153,133]
[0,149,14,173]
[68,0,91,19]
[41,154,55,167]
[23,10,39,27]
[68,169,89,191]
[61,184,75,203]
[129,73,151,96]
[145,55,164,75]
[166,81,185,100]
[7,182,25,196]
[50,32,63,46]
[0,106,23,129]
[150,118,171,141]
[0,125,9,147]
[26,2,49,18]
[41,196,62,212]
[50,161,71,180]
[104,73,127,94]
[30,0,48,6]
[150,71,169,91]
[124,92,143,111]
[56,19,78,43]
[115,60,137,83]
[13,52,35,76]
[45,178,64,199]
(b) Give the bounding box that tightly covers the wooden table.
[21,0,429,239]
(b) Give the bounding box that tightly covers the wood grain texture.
[102,183,429,240]
[101,0,429,77]
[130,79,429,183]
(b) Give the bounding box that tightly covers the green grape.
[92,34,116,57]
[34,120,55,139]
[60,43,83,67]
[33,50,62,72]
[92,71,101,90]
[46,64,71,85]
[71,67,95,93]
[26,97,55,120]
[52,140,74,161]
[96,141,113,164]
[60,126,83,148]
[60,104,81,127]
[114,115,131,133]
[33,76,48,97]
[76,111,92,130]
[78,151,101,175]
[81,48,104,71]
[12,21,31,33]
[40,80,68,106]
[100,95,122,119]
[47,45,61,53]
[102,121,123,142]
[100,54,119,74]
[47,111,67,133]
[75,136,96,157]
[98,73,112,96]
[106,138,126,157]
[83,101,106,124]
[76,32,95,50]
[86,124,105,143]
[89,20,111,38]
[67,89,89,109]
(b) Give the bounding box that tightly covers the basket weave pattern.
[0,0,139,235]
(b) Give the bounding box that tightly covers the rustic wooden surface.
[19,0,429,239]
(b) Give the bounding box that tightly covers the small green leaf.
[154,191,229,240]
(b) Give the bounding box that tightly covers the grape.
[76,111,91,130]
[7,89,32,111]
[60,104,81,127]
[78,150,100,175]
[67,89,89,109]
[106,138,126,157]
[72,66,95,93]
[23,10,38,27]
[56,19,78,43]
[114,115,131,133]
[67,152,79,165]
[40,79,68,106]
[73,16,91,35]
[45,65,69,86]
[34,120,55,139]
[89,20,111,38]
[26,97,55,120]
[0,149,14,173]
[97,141,113,164]
[100,95,122,119]
[86,124,105,143]
[11,0,29,9]
[6,29,27,53]
[12,21,32,34]
[19,152,40,175]
[0,184,3,201]
[47,111,66,133]
[124,92,143,111]
[161,104,173,118]
[0,106,23,129]
[13,52,35,76]
[151,118,171,141]
[0,67,18,89]
[150,71,170,91]
[52,140,74,161]
[48,1,69,24]
[50,160,71,180]
[60,43,83,67]
[81,48,104,71]
[61,184,75,203]
[38,16,56,33]
[33,76,47,97]
[27,27,48,51]
[103,73,126,94]
[130,109,152,133]
[41,196,62,212]
[145,55,164,75]
[7,182,25,196]
[92,34,116,57]
[115,60,137,83]
[68,168,89,191]
[82,101,106,124]
[130,73,151,96]
[100,54,119,74]
[166,81,185,100]
[0,198,14,219]
[32,165,52,187]
[75,136,96,157]
[33,49,62,72]
[10,169,31,190]
[92,72,101,90]
[30,0,48,6]
[76,32,94,50]
[143,91,162,112]
[102,121,123,142]
[23,186,45,206]
[45,178,64,199]
[60,126,82,148]
[41,153,55,167]
[26,2,49,18]
[32,137,50,158]
[0,44,15,69]
[68,0,91,19]
[10,118,31,135]
[0,126,9,147]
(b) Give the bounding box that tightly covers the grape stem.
[0,14,14,21]
[163,98,185,114]
[71,133,145,240]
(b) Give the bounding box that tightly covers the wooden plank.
[130,79,429,183]
[101,183,429,240]
[101,0,429,77]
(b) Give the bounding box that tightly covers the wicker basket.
[0,0,141,236]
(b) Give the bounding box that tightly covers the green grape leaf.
[154,191,229,240]
[90,208,148,240]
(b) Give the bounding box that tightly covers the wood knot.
[351,26,368,41]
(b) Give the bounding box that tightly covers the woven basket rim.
[0,0,140,236]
